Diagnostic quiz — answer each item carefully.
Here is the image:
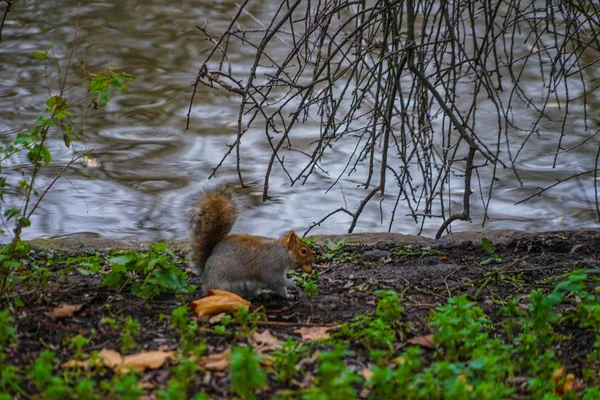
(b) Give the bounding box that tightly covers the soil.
[6,228,600,397]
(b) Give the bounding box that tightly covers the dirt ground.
[8,228,600,397]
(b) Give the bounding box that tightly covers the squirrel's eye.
[300,248,307,255]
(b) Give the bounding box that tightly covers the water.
[1,1,599,242]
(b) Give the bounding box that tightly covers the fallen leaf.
[190,289,251,317]
[407,334,437,349]
[50,304,84,320]
[250,330,283,353]
[208,312,227,324]
[294,326,333,341]
[553,367,581,395]
[99,348,175,374]
[301,265,312,273]
[361,367,373,381]
[61,357,102,369]
[440,255,448,261]
[199,348,231,371]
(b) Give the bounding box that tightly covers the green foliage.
[0,45,134,297]
[0,309,16,352]
[480,237,503,265]
[391,245,445,259]
[121,316,141,354]
[28,350,71,398]
[303,344,361,400]
[430,295,491,360]
[336,290,403,350]
[320,238,345,261]
[272,338,310,382]
[103,243,195,300]
[101,372,145,400]
[294,270,320,298]
[233,307,265,336]
[229,345,267,400]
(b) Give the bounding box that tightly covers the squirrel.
[190,185,316,299]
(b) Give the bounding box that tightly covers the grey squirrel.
[190,185,316,299]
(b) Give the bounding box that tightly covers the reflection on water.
[0,1,599,241]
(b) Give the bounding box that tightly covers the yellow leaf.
[98,348,175,374]
[190,289,251,317]
[50,304,84,320]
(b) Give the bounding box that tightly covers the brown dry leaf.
[361,367,374,381]
[61,358,102,370]
[407,334,437,349]
[294,326,333,341]
[99,348,123,369]
[190,289,251,317]
[250,330,283,353]
[50,304,84,320]
[208,312,227,324]
[199,348,231,371]
[99,348,175,374]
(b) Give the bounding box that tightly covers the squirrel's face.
[284,230,316,266]
[294,242,316,266]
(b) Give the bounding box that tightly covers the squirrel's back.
[190,185,240,275]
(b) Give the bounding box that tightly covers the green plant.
[28,349,71,398]
[480,237,503,265]
[233,307,264,337]
[65,333,91,361]
[214,314,232,335]
[121,316,141,354]
[336,290,404,350]
[229,345,267,400]
[429,295,491,360]
[0,44,133,298]
[272,338,310,382]
[321,238,345,261]
[102,243,195,300]
[101,372,144,400]
[303,344,361,400]
[391,245,445,259]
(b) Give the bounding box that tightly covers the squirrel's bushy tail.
[190,185,239,275]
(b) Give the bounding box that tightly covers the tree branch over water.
[188,0,600,236]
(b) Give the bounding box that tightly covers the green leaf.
[62,132,72,148]
[109,255,134,266]
[102,271,127,288]
[46,96,59,109]
[151,242,168,252]
[31,51,49,60]
[481,237,495,254]
[28,145,51,166]
[18,217,31,228]
[110,77,128,91]
[13,132,32,145]
[4,208,20,221]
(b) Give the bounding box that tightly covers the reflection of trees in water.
[188,0,600,238]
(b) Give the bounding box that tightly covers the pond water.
[1,1,599,242]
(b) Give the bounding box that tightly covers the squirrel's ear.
[286,230,298,249]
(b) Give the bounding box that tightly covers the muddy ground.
[6,228,600,397]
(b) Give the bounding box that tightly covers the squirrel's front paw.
[274,286,290,299]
